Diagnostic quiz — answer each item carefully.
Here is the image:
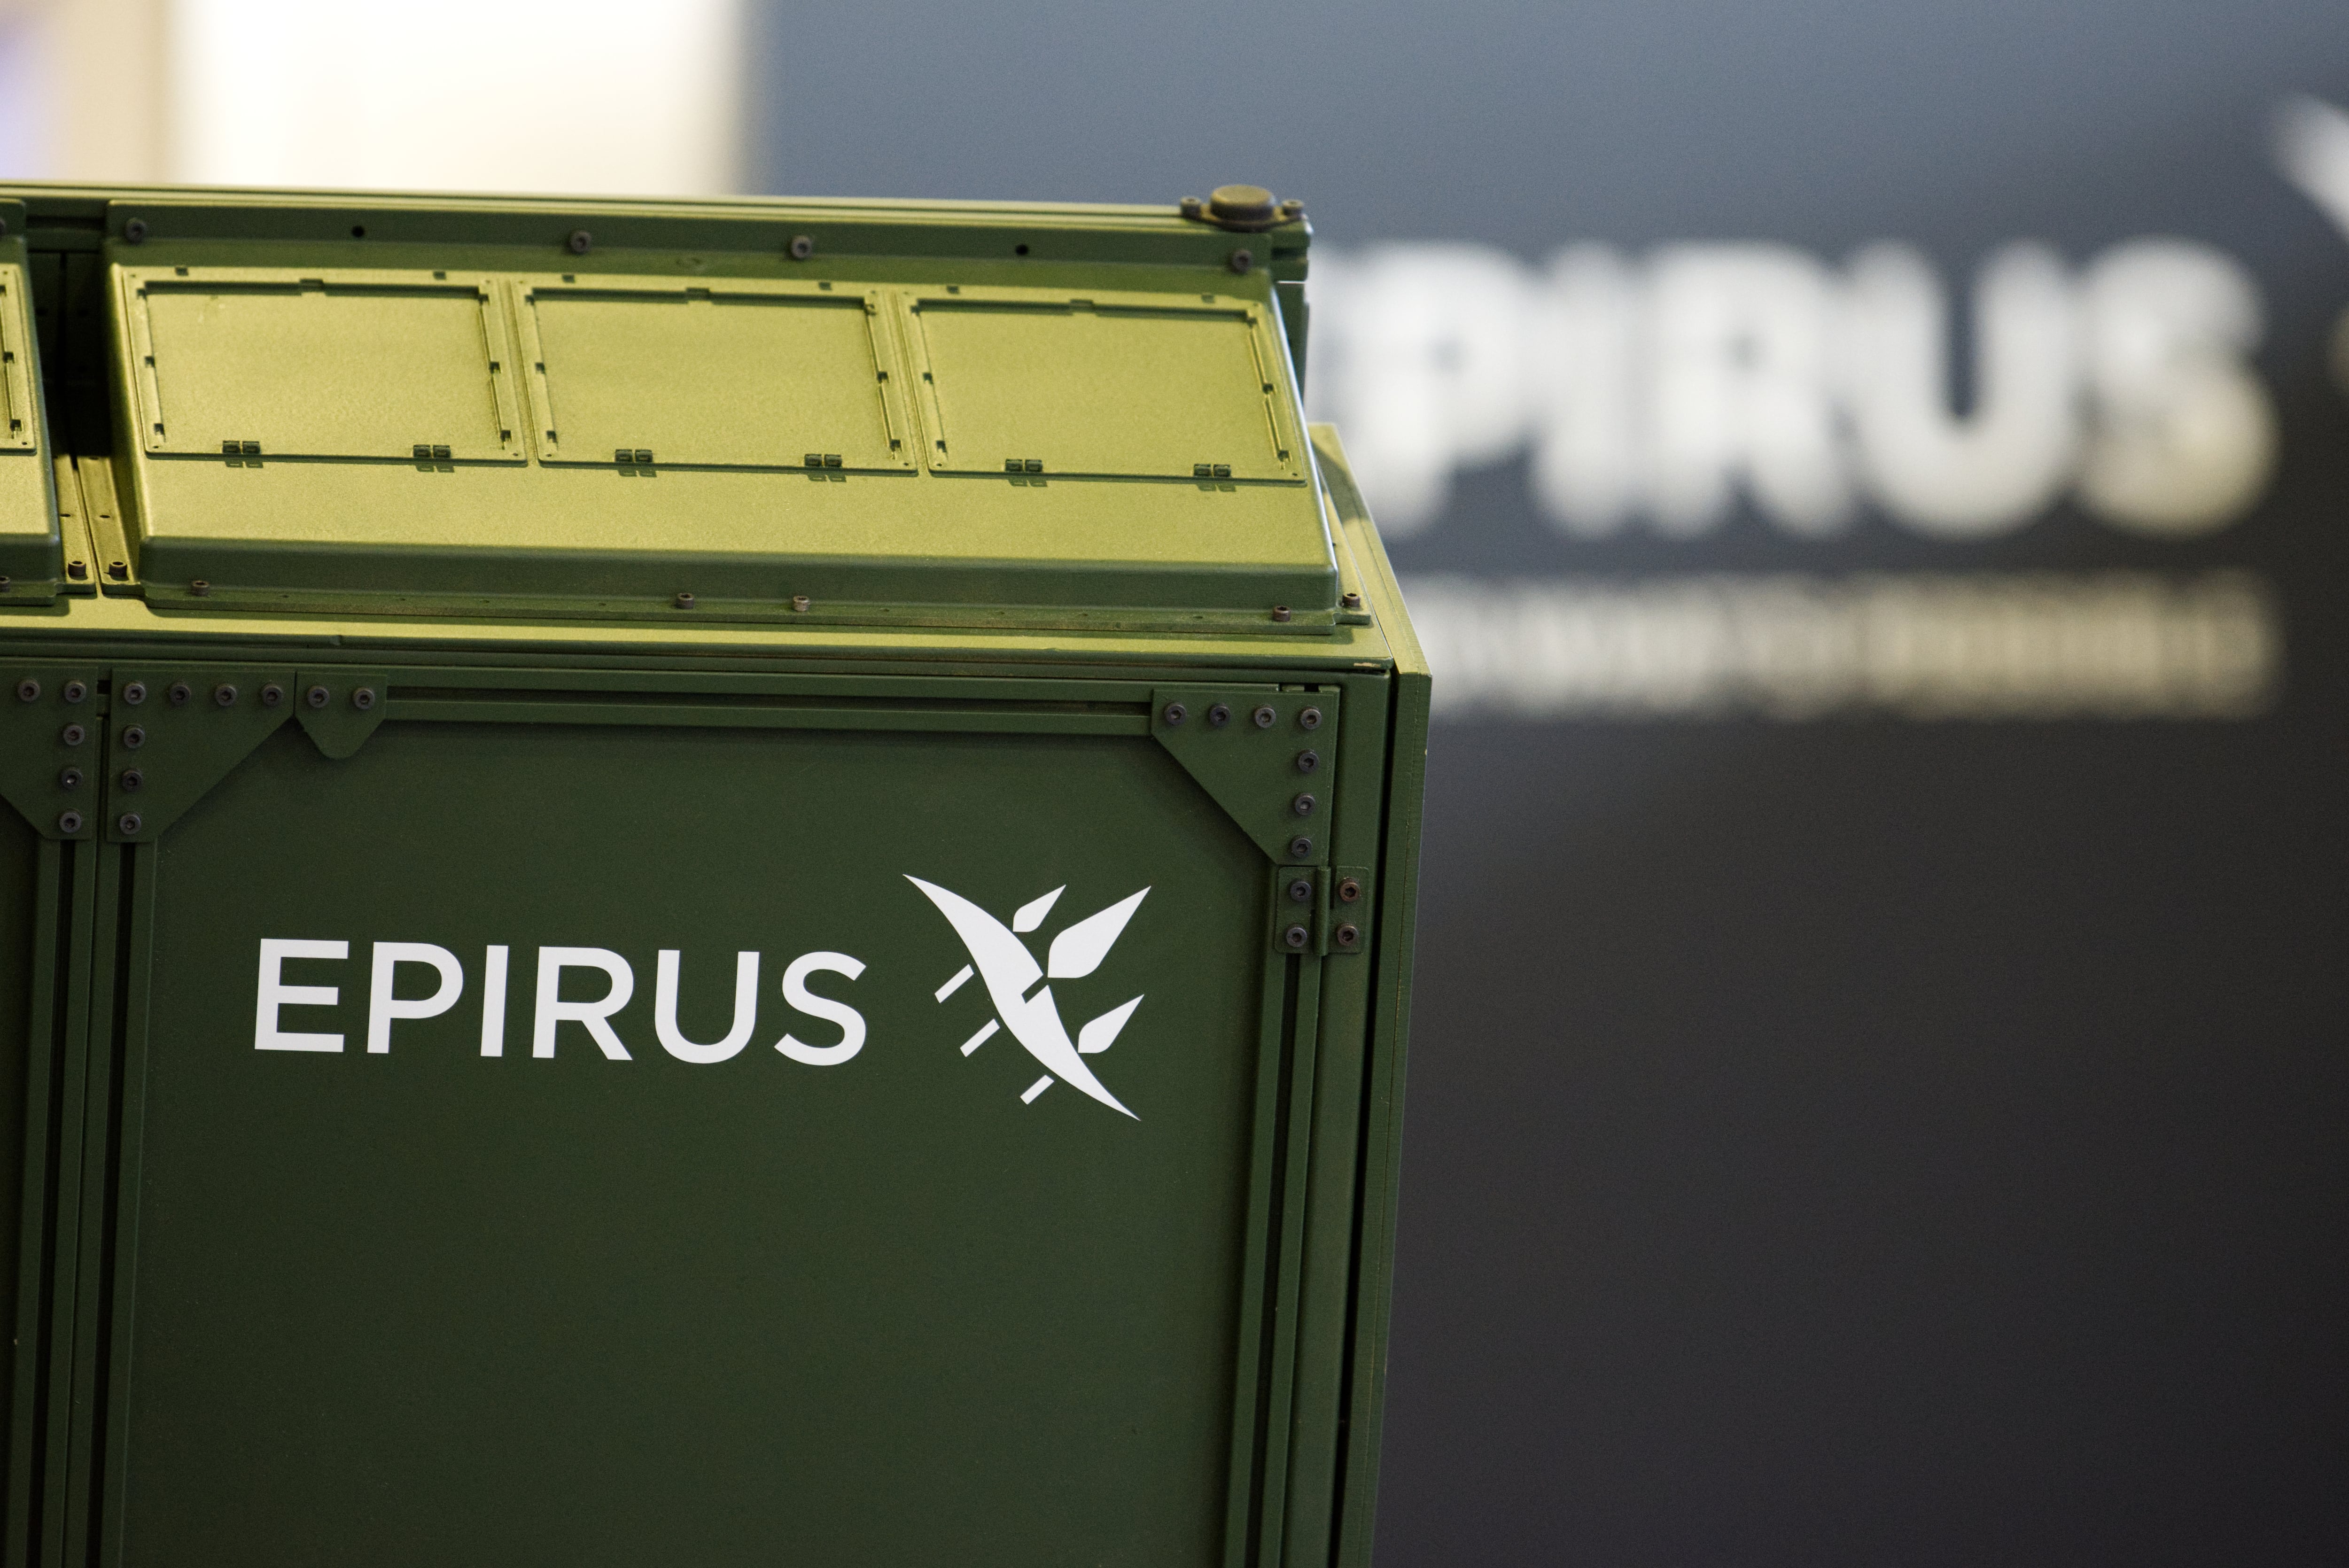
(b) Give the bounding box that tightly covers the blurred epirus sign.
[1305,238,2272,541]
[1305,97,2349,721]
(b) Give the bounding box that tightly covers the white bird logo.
[907,876,1149,1117]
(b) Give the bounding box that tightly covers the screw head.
[123,217,148,243]
[117,813,142,836]
[1299,706,1322,730]
[120,768,143,791]
[1341,590,1363,610]
[121,725,145,749]
[352,687,378,711]
[62,679,87,704]
[167,682,191,706]
[57,811,83,834]
[122,681,147,705]
[567,229,593,255]
[1179,196,1205,219]
[1336,923,1360,947]
[14,678,37,702]
[1162,701,1187,726]
[675,591,696,609]
[1292,792,1316,816]
[189,579,210,597]
[58,767,83,790]
[1296,749,1319,773]
[1252,705,1276,729]
[213,683,238,707]
[1288,834,1313,860]
[1229,249,1254,274]
[1287,877,1312,903]
[1337,877,1362,903]
[1207,703,1231,728]
[1270,605,1291,623]
[791,594,811,612]
[789,234,815,260]
[306,685,330,709]
[1283,923,1309,950]
[260,682,285,708]
[60,723,86,746]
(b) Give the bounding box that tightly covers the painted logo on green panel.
[246,876,1154,1120]
[907,877,1149,1119]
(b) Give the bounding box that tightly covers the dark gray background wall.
[753,5,2349,1562]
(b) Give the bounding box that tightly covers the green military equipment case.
[0,183,1427,1566]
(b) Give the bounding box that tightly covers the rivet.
[1283,924,1309,950]
[1252,705,1276,729]
[213,683,238,706]
[568,229,593,255]
[1296,749,1319,773]
[1207,703,1231,727]
[1336,923,1360,947]
[1298,706,1322,730]
[60,723,86,746]
[67,561,88,580]
[189,579,210,597]
[57,811,83,834]
[1341,591,1363,610]
[1270,604,1291,622]
[789,235,815,260]
[352,687,378,711]
[167,682,191,706]
[58,767,83,790]
[108,560,128,580]
[1229,248,1253,274]
[1287,877,1312,903]
[1162,701,1187,726]
[124,217,148,243]
[14,678,37,702]
[1179,196,1204,218]
[791,594,811,612]
[1280,199,1305,218]
[1337,877,1362,903]
[122,681,147,705]
[306,685,330,709]
[117,813,142,836]
[1288,835,1313,860]
[1292,792,1316,816]
[675,591,696,609]
[120,768,143,791]
[122,725,145,749]
[260,682,285,707]
[62,679,87,704]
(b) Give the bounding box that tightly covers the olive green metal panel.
[517,278,910,471]
[101,692,1293,1564]
[0,813,34,1542]
[903,289,1302,481]
[120,270,524,463]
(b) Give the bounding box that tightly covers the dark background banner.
[755,4,2349,1560]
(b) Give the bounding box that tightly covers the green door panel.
[120,269,524,463]
[905,289,1302,481]
[517,279,910,471]
[115,712,1276,1565]
[0,811,33,1520]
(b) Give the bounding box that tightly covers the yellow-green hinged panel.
[904,287,1304,481]
[0,268,32,452]
[516,278,912,471]
[0,257,56,601]
[118,267,525,462]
